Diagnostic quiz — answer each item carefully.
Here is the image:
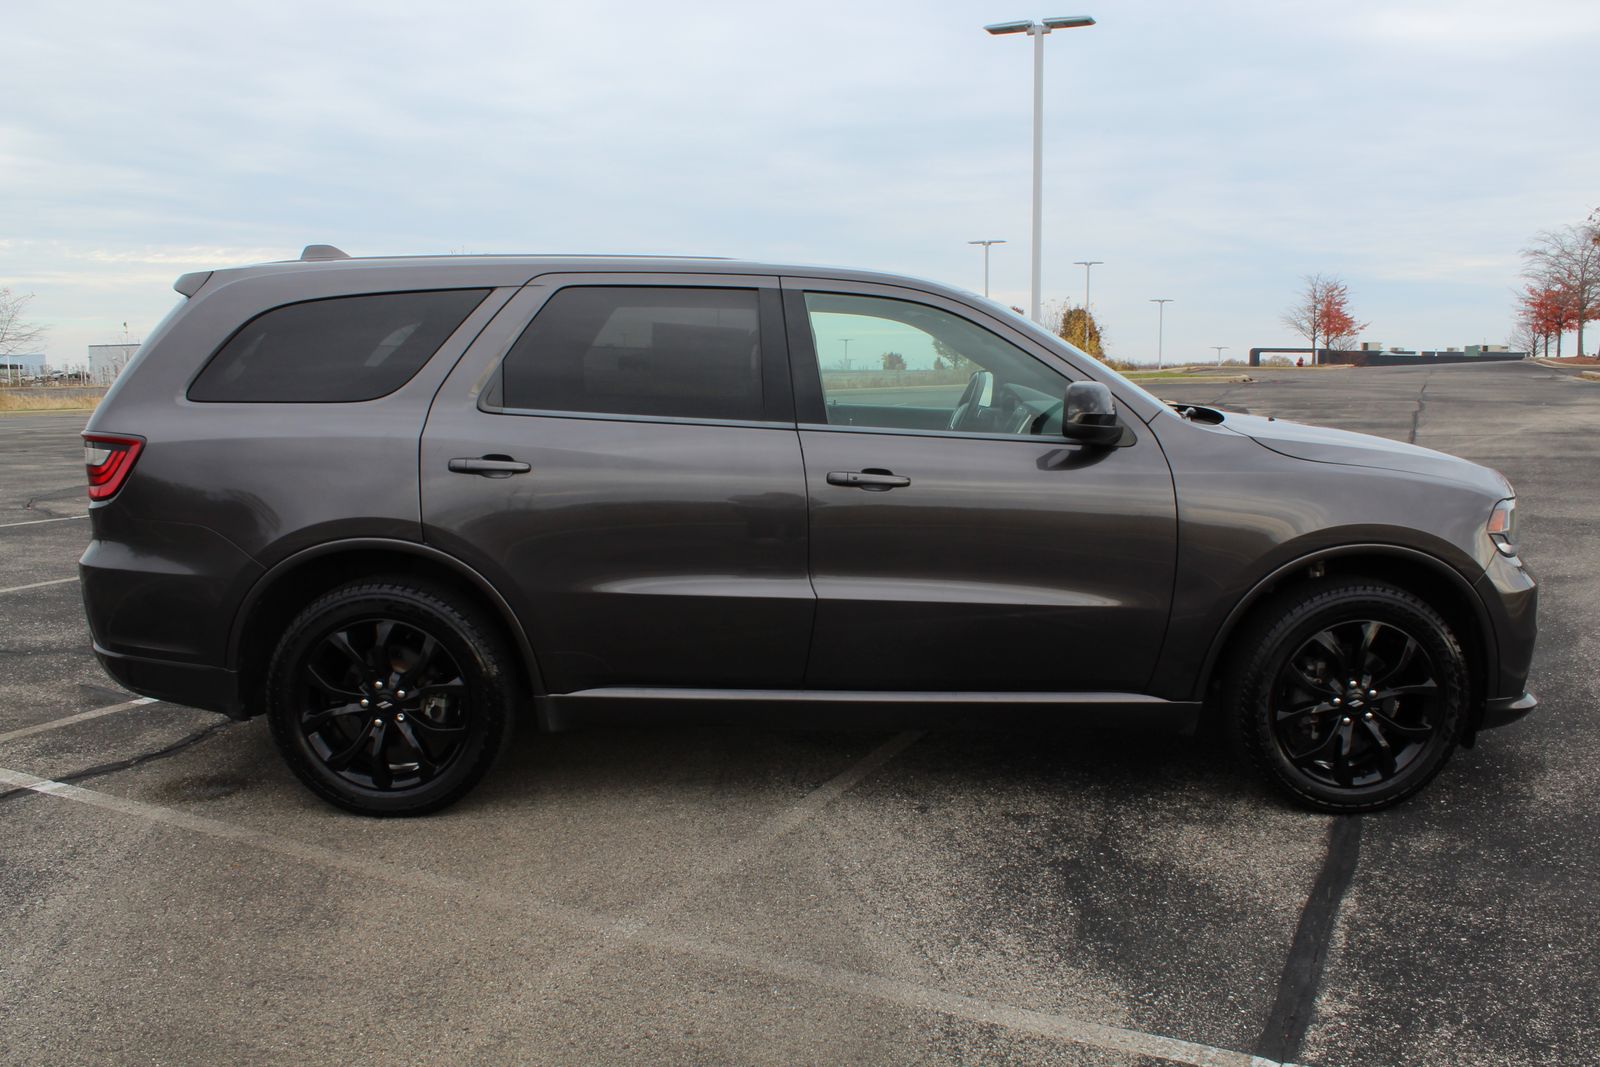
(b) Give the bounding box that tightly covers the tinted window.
[804,292,1069,436]
[499,287,763,421]
[189,289,488,403]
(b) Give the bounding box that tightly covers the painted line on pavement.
[0,765,1304,1067]
[0,576,79,595]
[0,514,89,529]
[0,698,157,745]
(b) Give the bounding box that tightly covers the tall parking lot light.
[984,15,1096,324]
[1150,298,1173,369]
[968,239,1007,297]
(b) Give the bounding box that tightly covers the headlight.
[1487,498,1518,558]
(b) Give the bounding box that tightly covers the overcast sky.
[4,0,1597,367]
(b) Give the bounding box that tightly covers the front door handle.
[448,455,531,477]
[826,469,911,491]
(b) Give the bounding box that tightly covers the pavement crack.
[1254,814,1362,1063]
[0,720,239,805]
[1407,377,1430,443]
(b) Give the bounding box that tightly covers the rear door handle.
[448,455,531,477]
[826,469,911,491]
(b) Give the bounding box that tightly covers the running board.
[541,688,1202,734]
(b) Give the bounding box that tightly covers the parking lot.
[1,361,1596,1066]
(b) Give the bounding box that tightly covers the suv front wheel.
[265,578,515,816]
[1226,578,1469,813]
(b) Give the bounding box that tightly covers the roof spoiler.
[300,244,351,261]
[173,271,212,297]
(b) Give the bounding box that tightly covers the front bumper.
[92,642,246,719]
[1483,690,1538,730]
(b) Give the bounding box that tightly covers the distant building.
[88,343,139,384]
[0,353,46,383]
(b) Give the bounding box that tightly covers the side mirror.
[1062,381,1121,446]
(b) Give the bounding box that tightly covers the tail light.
[83,433,144,501]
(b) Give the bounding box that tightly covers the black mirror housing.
[1062,381,1121,446]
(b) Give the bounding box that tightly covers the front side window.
[803,292,1069,436]
[189,289,488,403]
[497,287,763,421]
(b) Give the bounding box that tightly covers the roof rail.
[300,244,351,262]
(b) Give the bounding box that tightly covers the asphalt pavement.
[0,362,1595,1066]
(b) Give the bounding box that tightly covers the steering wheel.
[947,370,995,432]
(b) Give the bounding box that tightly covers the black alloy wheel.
[1270,619,1440,790]
[1227,579,1468,812]
[298,618,468,792]
[266,579,514,816]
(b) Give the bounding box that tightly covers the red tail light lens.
[83,433,145,501]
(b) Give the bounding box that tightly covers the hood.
[1215,411,1512,497]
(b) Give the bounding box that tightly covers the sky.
[3,0,1597,368]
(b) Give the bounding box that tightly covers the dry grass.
[0,387,106,412]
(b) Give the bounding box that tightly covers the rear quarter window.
[187,289,488,403]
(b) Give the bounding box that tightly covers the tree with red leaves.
[1523,222,1600,358]
[1282,274,1368,363]
[1518,285,1575,357]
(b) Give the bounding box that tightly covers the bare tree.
[1282,274,1368,362]
[0,289,47,357]
[1523,223,1600,358]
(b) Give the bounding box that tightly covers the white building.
[88,343,139,384]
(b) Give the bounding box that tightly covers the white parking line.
[0,576,79,595]
[0,514,89,529]
[0,765,1304,1067]
[0,698,156,745]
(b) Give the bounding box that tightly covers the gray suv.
[80,246,1538,816]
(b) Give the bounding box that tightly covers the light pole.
[968,239,1007,298]
[1149,298,1172,369]
[1211,345,1228,366]
[984,15,1096,324]
[840,338,853,371]
[1072,258,1102,347]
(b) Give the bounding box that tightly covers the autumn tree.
[880,351,906,371]
[1281,274,1368,362]
[1523,222,1600,357]
[1054,303,1108,361]
[1517,284,1574,358]
[0,289,47,358]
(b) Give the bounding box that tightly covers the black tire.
[265,578,516,816]
[1225,579,1469,813]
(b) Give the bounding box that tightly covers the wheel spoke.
[1362,719,1398,778]
[367,721,393,789]
[1331,724,1355,787]
[398,635,442,687]
[326,721,376,772]
[1372,636,1419,688]
[302,702,364,731]
[1371,708,1434,741]
[1277,699,1332,724]
[405,715,466,738]
[306,664,362,701]
[393,719,438,775]
[1286,721,1342,764]
[1285,659,1337,697]
[325,630,368,673]
[1309,630,1350,678]
[1356,621,1383,677]
[1373,680,1438,702]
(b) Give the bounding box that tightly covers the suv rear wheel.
[265,578,515,816]
[1226,579,1469,812]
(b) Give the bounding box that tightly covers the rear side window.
[188,289,489,403]
[497,287,763,421]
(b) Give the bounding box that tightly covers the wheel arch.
[228,538,547,723]
[1198,544,1496,716]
